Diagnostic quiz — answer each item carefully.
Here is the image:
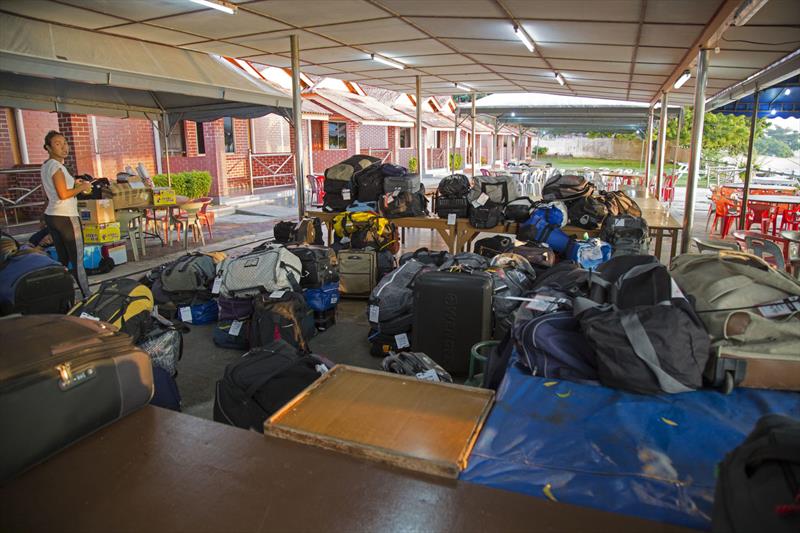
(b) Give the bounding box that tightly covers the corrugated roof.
[307,88,414,125]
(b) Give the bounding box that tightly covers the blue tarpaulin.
[461,357,800,530]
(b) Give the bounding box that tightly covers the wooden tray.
[264,365,495,478]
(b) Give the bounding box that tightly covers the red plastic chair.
[195,197,215,240]
[745,203,771,231]
[779,208,800,231]
[661,174,677,204]
[710,196,740,239]
[480,168,491,177]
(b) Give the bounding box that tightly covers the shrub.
[408,157,418,173]
[480,156,488,165]
[152,171,213,198]
[532,146,548,158]
[449,152,463,170]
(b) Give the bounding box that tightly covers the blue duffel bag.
[177,299,218,325]
[516,204,571,253]
[304,282,340,312]
[565,238,612,270]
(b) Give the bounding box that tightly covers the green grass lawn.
[539,157,692,186]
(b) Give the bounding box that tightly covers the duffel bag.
[217,295,254,321]
[0,250,74,316]
[399,247,453,267]
[69,278,154,343]
[437,173,471,198]
[567,195,608,229]
[474,235,514,258]
[541,173,594,202]
[176,299,218,325]
[565,238,612,270]
[384,174,421,194]
[213,340,330,431]
[599,190,642,217]
[468,174,519,205]
[303,281,340,312]
[439,252,489,272]
[516,203,570,253]
[160,253,219,305]
[469,202,503,229]
[599,214,650,256]
[382,351,453,383]
[324,154,381,181]
[332,211,399,254]
[574,260,710,394]
[487,253,537,339]
[137,323,183,376]
[380,186,427,219]
[380,163,407,177]
[286,244,339,289]
[273,217,323,245]
[435,196,469,219]
[346,201,378,213]
[368,260,432,326]
[213,320,250,351]
[250,291,316,351]
[504,197,537,223]
[513,244,556,269]
[218,246,302,298]
[352,162,385,203]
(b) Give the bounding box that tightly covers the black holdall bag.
[712,414,800,533]
[273,218,323,245]
[352,162,385,203]
[213,340,329,431]
[324,154,381,182]
[474,235,514,258]
[399,247,453,267]
[469,202,504,229]
[567,195,608,229]
[503,197,538,223]
[574,258,710,395]
[286,244,339,288]
[542,174,594,202]
[323,179,353,212]
[380,186,427,219]
[435,174,471,219]
[249,291,316,351]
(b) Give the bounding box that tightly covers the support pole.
[655,91,669,199]
[644,107,654,186]
[452,102,458,172]
[416,75,425,176]
[680,48,710,253]
[491,120,497,170]
[290,34,305,218]
[471,92,476,177]
[672,107,684,174]
[162,113,172,187]
[739,89,760,230]
[13,109,29,164]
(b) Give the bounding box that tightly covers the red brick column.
[57,113,94,176]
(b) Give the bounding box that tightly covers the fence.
[249,152,295,191]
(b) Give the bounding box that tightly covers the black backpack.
[574,257,710,395]
[542,174,594,202]
[352,162,385,203]
[469,202,503,229]
[435,174,471,219]
[566,196,608,229]
[380,184,428,219]
[213,340,328,431]
[712,414,800,533]
[473,235,514,258]
[503,197,538,223]
[286,245,339,288]
[599,214,650,256]
[249,291,316,351]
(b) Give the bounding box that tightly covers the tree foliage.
[762,124,799,151]
[755,135,794,158]
[665,109,767,160]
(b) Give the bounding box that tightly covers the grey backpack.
[487,253,537,339]
[160,253,217,294]
[599,215,650,256]
[368,260,432,326]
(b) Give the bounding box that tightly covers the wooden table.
[624,188,683,260]
[602,172,646,188]
[0,406,694,533]
[308,210,459,253]
[454,219,598,252]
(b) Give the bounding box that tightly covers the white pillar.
[291,34,305,217]
[655,91,669,199]
[416,76,425,176]
[13,109,29,165]
[470,92,476,177]
[643,108,654,187]
[152,120,162,174]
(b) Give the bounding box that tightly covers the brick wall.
[91,115,157,178]
[359,125,387,149]
[23,110,59,165]
[0,109,16,170]
[308,116,360,174]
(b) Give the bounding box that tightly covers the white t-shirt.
[41,159,78,217]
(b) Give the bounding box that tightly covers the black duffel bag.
[469,202,503,229]
[503,197,538,223]
[542,174,594,202]
[567,196,608,229]
[213,340,328,431]
[352,162,385,203]
[474,235,514,258]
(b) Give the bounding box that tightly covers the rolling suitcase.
[0,251,75,316]
[0,314,154,481]
[337,250,377,298]
[412,271,493,375]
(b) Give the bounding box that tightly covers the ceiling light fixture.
[732,0,769,26]
[554,72,565,86]
[513,26,534,53]
[770,108,777,116]
[190,0,237,14]
[511,112,516,117]
[784,88,791,96]
[453,82,471,92]
[674,70,691,89]
[371,53,405,70]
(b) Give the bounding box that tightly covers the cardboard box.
[78,199,116,224]
[108,183,151,209]
[83,222,121,244]
[152,187,176,206]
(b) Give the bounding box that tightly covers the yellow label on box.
[83,222,121,244]
[152,187,177,206]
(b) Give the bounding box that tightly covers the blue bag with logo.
[304,281,340,312]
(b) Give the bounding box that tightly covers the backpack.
[322,179,353,212]
[382,351,453,383]
[599,190,642,217]
[566,196,608,229]
[380,185,427,219]
[565,238,612,269]
[469,202,503,229]
[467,174,518,206]
[324,154,381,181]
[368,259,433,329]
[435,174,471,219]
[399,247,454,267]
[487,253,537,339]
[574,258,710,394]
[68,278,154,343]
[137,322,183,376]
[599,215,650,256]
[332,212,399,254]
[286,244,339,289]
[249,291,316,351]
[273,218,323,245]
[503,197,537,223]
[474,235,514,258]
[218,246,302,298]
[160,253,218,304]
[670,251,800,359]
[213,341,330,431]
[712,414,800,533]
[352,162,385,203]
[541,174,594,202]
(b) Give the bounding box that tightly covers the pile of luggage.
[322,154,427,219]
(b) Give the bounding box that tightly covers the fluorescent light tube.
[371,54,405,70]
[514,26,534,53]
[674,70,691,89]
[784,88,791,96]
[190,0,237,14]
[454,83,470,92]
[555,73,565,86]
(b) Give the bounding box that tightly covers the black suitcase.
[0,252,75,315]
[0,314,154,481]
[412,271,493,375]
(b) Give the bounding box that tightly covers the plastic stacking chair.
[480,168,491,177]
[466,340,498,387]
[195,197,215,240]
[174,199,208,250]
[710,196,740,239]
[779,208,799,232]
[692,237,740,254]
[744,235,786,270]
[116,209,145,261]
[661,175,677,205]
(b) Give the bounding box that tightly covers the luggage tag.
[447,213,457,225]
[229,320,243,336]
[342,189,351,200]
[211,276,222,295]
[415,369,440,382]
[758,297,800,318]
[269,290,286,299]
[614,218,627,227]
[79,312,100,321]
[369,305,380,322]
[471,193,490,208]
[395,333,410,349]
[179,307,193,323]
[525,295,560,313]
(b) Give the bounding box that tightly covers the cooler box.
[83,222,121,244]
[107,183,150,209]
[103,241,128,266]
[152,187,176,206]
[77,199,116,224]
[45,245,102,269]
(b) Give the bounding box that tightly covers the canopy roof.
[2,0,796,107]
[305,88,414,126]
[0,12,292,122]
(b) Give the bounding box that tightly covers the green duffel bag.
[670,251,800,358]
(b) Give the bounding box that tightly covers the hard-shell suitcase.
[0,314,153,481]
[338,250,377,298]
[0,251,75,316]
[412,271,493,375]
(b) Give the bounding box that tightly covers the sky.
[768,116,799,131]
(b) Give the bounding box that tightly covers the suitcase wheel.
[722,371,735,395]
